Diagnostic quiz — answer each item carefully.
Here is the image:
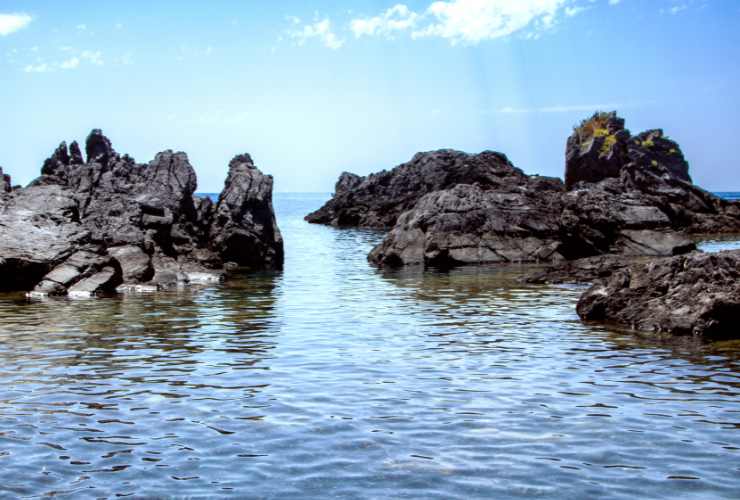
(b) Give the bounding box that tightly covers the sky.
[1,0,739,193]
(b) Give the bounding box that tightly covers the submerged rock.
[577,250,740,340]
[0,130,283,296]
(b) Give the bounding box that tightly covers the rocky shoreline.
[0,130,283,297]
[309,112,740,339]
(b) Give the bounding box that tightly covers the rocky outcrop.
[362,112,739,268]
[0,166,11,193]
[209,154,284,270]
[306,149,530,228]
[565,112,691,189]
[577,250,740,340]
[0,129,283,296]
[368,174,566,267]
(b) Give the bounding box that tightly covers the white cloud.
[24,62,50,73]
[81,50,103,65]
[0,13,32,36]
[350,4,419,38]
[349,0,590,45]
[59,56,80,69]
[288,18,344,50]
[417,0,571,43]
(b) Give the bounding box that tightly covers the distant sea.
[716,192,740,201]
[200,192,740,201]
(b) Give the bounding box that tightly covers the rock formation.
[358,112,739,268]
[564,112,691,189]
[0,166,11,193]
[368,170,566,267]
[577,250,740,340]
[0,130,283,296]
[305,149,529,228]
[208,154,284,270]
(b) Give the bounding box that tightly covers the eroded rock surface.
[363,112,738,268]
[368,174,566,267]
[0,166,11,193]
[577,250,740,340]
[1,130,283,296]
[306,150,530,228]
[209,154,284,270]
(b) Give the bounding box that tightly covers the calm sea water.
[0,193,738,499]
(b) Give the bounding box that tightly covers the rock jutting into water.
[304,149,532,228]
[311,111,739,269]
[577,250,740,340]
[0,129,283,297]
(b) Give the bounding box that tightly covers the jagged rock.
[85,129,115,164]
[577,250,740,340]
[565,112,691,190]
[209,154,284,270]
[364,112,735,269]
[565,111,630,189]
[368,177,566,267]
[0,166,11,193]
[306,149,529,228]
[69,141,84,165]
[0,130,283,295]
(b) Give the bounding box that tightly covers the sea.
[0,193,738,498]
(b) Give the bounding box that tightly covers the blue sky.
[1,0,738,192]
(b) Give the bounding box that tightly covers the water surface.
[0,193,738,499]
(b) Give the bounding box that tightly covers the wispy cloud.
[287,17,344,50]
[350,4,419,38]
[0,12,32,36]
[22,48,104,73]
[348,0,607,45]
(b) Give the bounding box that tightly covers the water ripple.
[0,193,738,498]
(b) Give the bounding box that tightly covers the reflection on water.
[0,193,738,499]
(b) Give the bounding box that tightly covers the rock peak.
[85,129,115,164]
[565,111,690,189]
[0,166,11,193]
[229,153,255,169]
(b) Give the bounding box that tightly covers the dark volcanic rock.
[367,112,739,269]
[564,111,630,189]
[0,130,283,296]
[577,250,740,340]
[0,166,11,193]
[368,176,566,267]
[523,255,649,285]
[565,112,691,189]
[0,185,89,292]
[209,154,284,270]
[306,149,531,228]
[85,129,115,164]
